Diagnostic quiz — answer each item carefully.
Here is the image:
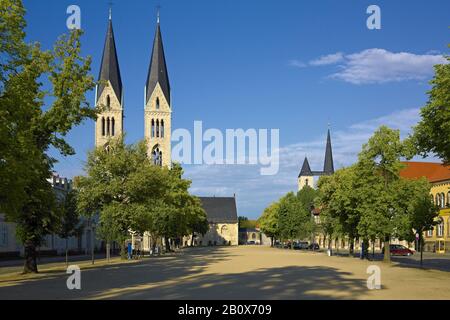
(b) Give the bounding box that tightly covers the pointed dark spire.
[323,129,334,175]
[98,14,122,104]
[146,17,170,105]
[299,157,313,177]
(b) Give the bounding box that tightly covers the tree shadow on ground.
[0,247,367,300]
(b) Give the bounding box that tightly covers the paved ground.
[1,246,450,300]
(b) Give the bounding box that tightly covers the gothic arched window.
[152,146,162,166]
[161,120,164,138]
[111,117,115,136]
[151,119,155,138]
[107,95,111,109]
[156,120,160,138]
[156,97,160,110]
[106,117,110,136]
[101,117,105,136]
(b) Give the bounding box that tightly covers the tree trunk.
[349,239,354,257]
[372,241,375,259]
[383,236,391,263]
[270,237,274,247]
[106,242,110,263]
[419,234,424,268]
[191,233,195,247]
[23,241,38,274]
[120,240,127,260]
[165,237,171,252]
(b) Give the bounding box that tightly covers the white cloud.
[184,108,425,219]
[291,49,448,84]
[332,49,447,84]
[309,52,344,66]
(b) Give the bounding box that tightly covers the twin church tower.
[94,10,171,167]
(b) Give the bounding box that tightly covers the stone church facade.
[95,11,238,249]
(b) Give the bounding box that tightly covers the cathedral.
[298,129,335,190]
[95,10,171,168]
[94,10,238,248]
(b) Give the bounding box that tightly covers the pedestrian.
[127,242,132,260]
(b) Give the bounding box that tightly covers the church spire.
[98,12,122,104]
[323,129,334,175]
[146,13,170,105]
[299,157,313,177]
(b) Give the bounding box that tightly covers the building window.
[107,95,111,108]
[435,194,440,207]
[221,225,228,234]
[161,120,164,138]
[156,120,160,138]
[151,119,155,138]
[0,224,8,247]
[441,193,446,209]
[106,117,110,136]
[447,192,450,207]
[437,218,444,237]
[101,117,105,136]
[156,98,160,109]
[152,146,162,166]
[305,179,309,186]
[427,229,433,238]
[111,117,115,136]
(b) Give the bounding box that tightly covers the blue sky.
[23,0,449,218]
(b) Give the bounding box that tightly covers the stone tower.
[95,10,123,148]
[298,157,314,190]
[144,14,172,167]
[298,129,335,191]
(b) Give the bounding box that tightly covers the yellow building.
[401,162,450,253]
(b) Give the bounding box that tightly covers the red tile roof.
[400,162,450,183]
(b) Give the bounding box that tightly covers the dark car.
[293,241,309,250]
[308,243,320,251]
[382,244,414,256]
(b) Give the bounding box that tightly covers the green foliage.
[278,192,313,245]
[258,202,280,241]
[412,54,450,164]
[239,218,257,229]
[0,0,98,272]
[317,126,439,261]
[76,139,208,251]
[297,185,318,212]
[57,189,83,240]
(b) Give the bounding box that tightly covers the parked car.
[308,243,320,251]
[382,244,414,256]
[293,241,309,250]
[247,241,255,245]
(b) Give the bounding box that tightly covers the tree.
[391,177,439,267]
[278,192,313,249]
[412,53,450,164]
[314,182,340,255]
[356,126,414,262]
[258,202,280,246]
[57,189,83,266]
[297,185,318,212]
[0,1,98,273]
[76,139,206,257]
[317,166,361,256]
